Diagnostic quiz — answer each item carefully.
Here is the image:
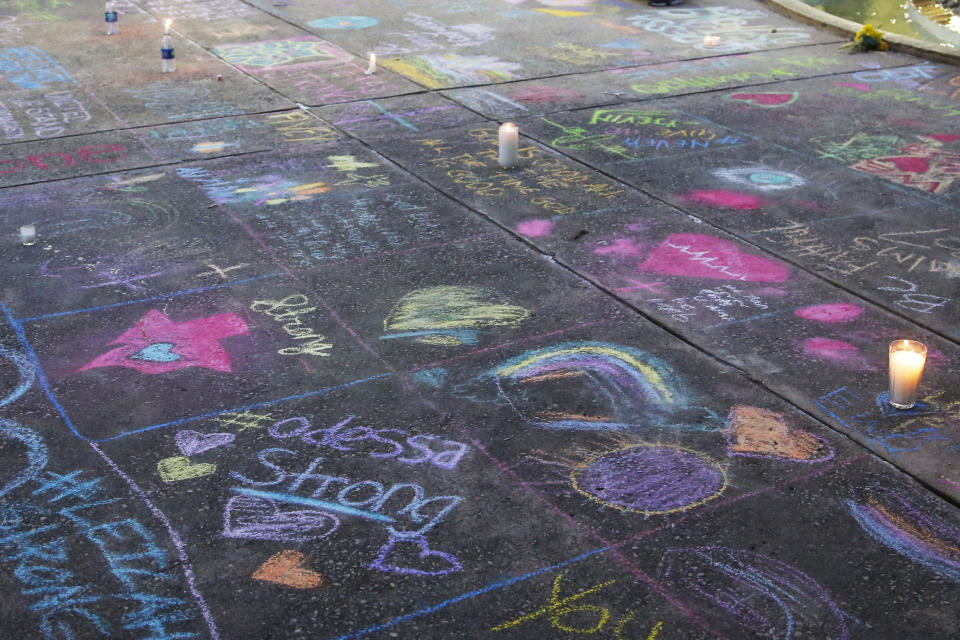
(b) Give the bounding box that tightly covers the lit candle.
[888,339,927,409]
[365,53,377,75]
[161,20,176,73]
[703,35,721,48]
[498,122,519,168]
[105,1,118,35]
[19,225,36,246]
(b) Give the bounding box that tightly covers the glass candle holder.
[888,339,927,410]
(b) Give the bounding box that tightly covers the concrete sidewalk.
[0,1,958,638]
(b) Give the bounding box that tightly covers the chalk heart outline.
[727,91,798,108]
[368,535,462,577]
[175,430,235,457]
[223,495,340,543]
[253,550,323,589]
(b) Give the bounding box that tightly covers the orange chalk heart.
[252,550,323,589]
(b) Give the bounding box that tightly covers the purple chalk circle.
[571,445,726,515]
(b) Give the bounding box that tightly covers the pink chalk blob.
[927,134,959,143]
[801,337,874,370]
[594,237,645,257]
[835,82,871,92]
[795,303,864,323]
[641,233,790,283]
[681,190,764,210]
[516,219,555,238]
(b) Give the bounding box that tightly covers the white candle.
[163,18,172,35]
[499,122,519,168]
[365,53,377,75]
[19,225,36,246]
[888,340,927,409]
[703,35,721,47]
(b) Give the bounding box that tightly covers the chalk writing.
[632,68,797,95]
[212,37,353,71]
[264,110,338,143]
[852,227,960,276]
[877,276,951,313]
[0,46,74,89]
[644,284,768,324]
[626,7,811,53]
[78,309,249,374]
[0,143,125,176]
[267,414,470,470]
[755,221,878,276]
[830,85,960,117]
[1,466,204,639]
[383,54,521,89]
[124,83,243,121]
[175,165,333,206]
[377,12,495,54]
[136,0,256,20]
[250,294,334,357]
[818,386,953,458]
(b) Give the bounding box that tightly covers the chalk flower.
[842,23,890,52]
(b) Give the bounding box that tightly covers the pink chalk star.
[79,309,249,375]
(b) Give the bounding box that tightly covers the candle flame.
[164,19,172,32]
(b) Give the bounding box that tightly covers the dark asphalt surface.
[1,1,959,639]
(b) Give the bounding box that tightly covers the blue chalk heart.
[131,342,180,362]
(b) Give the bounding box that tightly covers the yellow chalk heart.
[157,456,216,482]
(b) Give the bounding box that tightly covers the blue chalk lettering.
[0,418,48,499]
[119,592,197,640]
[33,471,106,503]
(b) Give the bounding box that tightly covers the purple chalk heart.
[368,534,462,576]
[223,495,340,543]
[175,430,235,457]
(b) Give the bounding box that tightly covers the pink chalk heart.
[728,92,797,107]
[641,233,790,282]
[879,156,929,173]
[794,303,863,323]
[368,535,462,577]
[175,429,235,456]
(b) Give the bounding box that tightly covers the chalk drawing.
[465,341,686,430]
[794,303,864,323]
[78,310,249,374]
[516,219,555,238]
[0,46,75,90]
[844,486,960,583]
[211,37,353,71]
[724,406,835,463]
[382,54,521,89]
[851,142,960,194]
[492,570,616,632]
[223,494,341,542]
[382,286,530,347]
[253,550,323,589]
[571,444,726,515]
[801,337,875,371]
[626,8,812,53]
[157,456,217,483]
[640,233,791,282]
[658,546,849,639]
[368,533,463,576]
[680,189,765,210]
[711,166,807,191]
[1,344,36,409]
[308,16,379,30]
[726,91,799,107]
[215,410,275,432]
[175,430,235,456]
